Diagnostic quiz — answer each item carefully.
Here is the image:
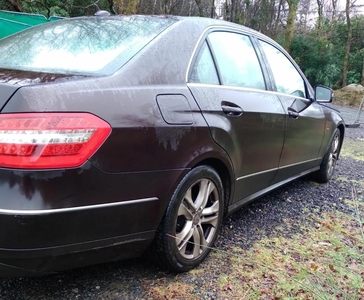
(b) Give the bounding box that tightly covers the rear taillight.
[0,113,111,169]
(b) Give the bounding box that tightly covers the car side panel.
[0,80,234,276]
[3,82,231,173]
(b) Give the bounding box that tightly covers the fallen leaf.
[329,265,337,272]
[310,263,319,271]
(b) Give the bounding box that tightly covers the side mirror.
[314,85,333,103]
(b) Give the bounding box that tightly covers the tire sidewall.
[162,165,224,271]
[318,128,340,183]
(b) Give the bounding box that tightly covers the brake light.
[0,113,111,169]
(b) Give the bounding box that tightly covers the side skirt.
[227,166,320,216]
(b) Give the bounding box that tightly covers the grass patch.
[340,139,364,161]
[336,176,364,190]
[144,278,194,300]
[215,205,364,299]
[142,196,363,299]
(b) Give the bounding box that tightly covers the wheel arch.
[194,157,233,216]
[337,124,345,158]
[155,149,235,230]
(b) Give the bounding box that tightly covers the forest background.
[1,0,364,90]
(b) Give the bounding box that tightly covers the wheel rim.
[327,132,340,178]
[175,178,220,260]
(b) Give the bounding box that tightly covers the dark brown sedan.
[0,15,344,276]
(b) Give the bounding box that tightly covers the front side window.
[260,41,306,98]
[0,16,176,75]
[208,32,266,90]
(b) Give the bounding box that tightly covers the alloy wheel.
[327,132,340,178]
[175,178,220,259]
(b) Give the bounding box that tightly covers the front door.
[258,40,325,183]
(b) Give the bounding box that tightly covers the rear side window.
[0,16,176,75]
[190,41,219,85]
[259,40,306,98]
[208,32,266,90]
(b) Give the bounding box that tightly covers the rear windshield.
[0,16,176,75]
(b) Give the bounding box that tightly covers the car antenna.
[93,3,111,16]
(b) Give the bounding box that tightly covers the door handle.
[221,101,243,117]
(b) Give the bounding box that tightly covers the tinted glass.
[190,41,219,85]
[208,32,266,90]
[0,16,176,75]
[260,41,306,98]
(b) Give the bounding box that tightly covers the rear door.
[187,30,286,205]
[257,40,326,183]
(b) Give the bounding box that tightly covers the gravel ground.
[329,104,364,125]
[0,126,363,300]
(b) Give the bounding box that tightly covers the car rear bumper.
[0,162,187,277]
[0,235,154,277]
[0,199,158,277]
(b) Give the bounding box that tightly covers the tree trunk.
[124,0,139,14]
[284,0,299,53]
[331,0,338,22]
[274,0,284,36]
[316,0,323,30]
[342,0,352,87]
[7,0,23,12]
[152,0,157,14]
[225,0,229,21]
[230,0,235,22]
[195,0,204,17]
[361,56,364,86]
[112,0,124,13]
[107,0,118,14]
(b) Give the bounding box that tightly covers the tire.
[150,165,224,272]
[316,128,341,183]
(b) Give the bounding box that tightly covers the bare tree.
[210,0,215,18]
[342,0,352,86]
[284,0,299,52]
[331,0,338,22]
[273,0,285,36]
[316,0,324,30]
[297,0,311,31]
[195,0,204,16]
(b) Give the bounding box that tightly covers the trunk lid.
[0,68,88,111]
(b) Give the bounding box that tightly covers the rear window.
[0,16,176,75]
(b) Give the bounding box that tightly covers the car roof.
[101,14,276,47]
[67,14,264,37]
